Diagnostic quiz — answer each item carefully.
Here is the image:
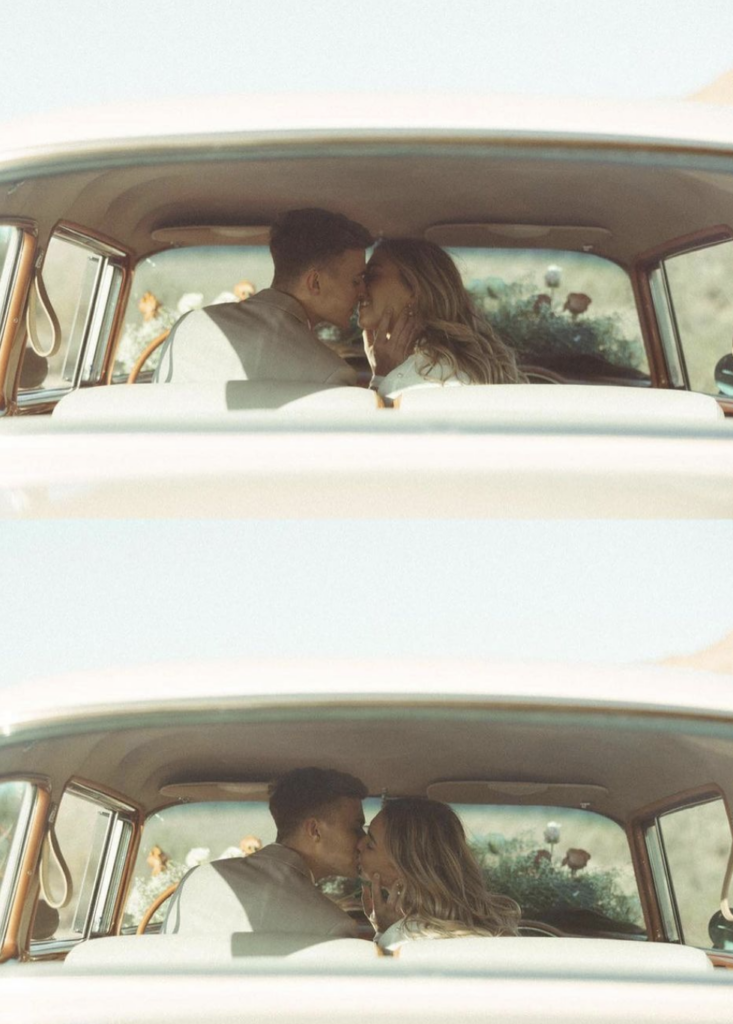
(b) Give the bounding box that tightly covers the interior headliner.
[4,141,733,264]
[3,704,732,823]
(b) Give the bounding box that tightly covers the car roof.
[4,657,733,727]
[5,94,733,155]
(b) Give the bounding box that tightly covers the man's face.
[312,249,367,330]
[313,796,365,879]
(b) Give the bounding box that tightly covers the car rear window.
[449,247,649,384]
[455,803,645,937]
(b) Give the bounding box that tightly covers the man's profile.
[155,209,373,385]
[163,767,367,937]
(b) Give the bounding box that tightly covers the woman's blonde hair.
[375,238,525,385]
[381,797,521,938]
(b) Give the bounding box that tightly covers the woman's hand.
[363,306,421,377]
[361,872,404,934]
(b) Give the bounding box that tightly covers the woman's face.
[358,250,414,332]
[356,810,399,887]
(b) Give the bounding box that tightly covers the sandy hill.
[663,629,733,674]
[691,68,733,104]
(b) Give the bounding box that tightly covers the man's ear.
[303,816,321,842]
[304,268,321,296]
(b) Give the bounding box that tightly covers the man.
[155,209,373,385]
[163,767,367,937]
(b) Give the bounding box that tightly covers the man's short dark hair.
[270,208,373,286]
[269,766,368,841]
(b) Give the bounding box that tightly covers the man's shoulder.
[204,844,309,879]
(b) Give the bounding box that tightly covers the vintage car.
[0,658,733,1024]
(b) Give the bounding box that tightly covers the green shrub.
[473,836,644,935]
[468,281,648,380]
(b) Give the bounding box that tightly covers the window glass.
[113,247,275,379]
[664,241,733,395]
[657,796,732,948]
[126,798,644,938]
[37,789,115,942]
[455,804,645,936]
[450,248,649,383]
[0,781,35,942]
[18,235,104,394]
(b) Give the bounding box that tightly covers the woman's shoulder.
[378,352,469,399]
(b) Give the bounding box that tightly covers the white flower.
[544,821,561,844]
[544,265,562,288]
[184,846,211,868]
[218,845,245,859]
[210,291,238,305]
[177,292,204,314]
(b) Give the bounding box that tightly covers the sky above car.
[3,0,733,123]
[1,520,731,689]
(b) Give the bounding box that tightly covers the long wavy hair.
[381,797,521,938]
[375,238,525,385]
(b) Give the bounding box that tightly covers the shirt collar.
[252,288,311,327]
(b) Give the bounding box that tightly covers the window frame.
[0,221,38,417]
[630,784,733,948]
[28,778,140,959]
[635,224,733,413]
[0,775,51,963]
[14,223,132,413]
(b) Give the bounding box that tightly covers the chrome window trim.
[91,817,132,936]
[648,265,686,389]
[644,820,681,943]
[84,262,123,383]
[66,781,136,817]
[55,226,127,261]
[64,249,104,391]
[16,385,76,409]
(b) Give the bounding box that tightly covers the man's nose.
[356,834,366,851]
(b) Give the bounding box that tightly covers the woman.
[357,797,520,951]
[358,239,525,400]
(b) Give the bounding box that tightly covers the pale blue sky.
[4,0,733,122]
[1,520,731,689]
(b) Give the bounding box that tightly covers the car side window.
[660,240,733,396]
[17,231,125,403]
[31,785,134,950]
[655,796,732,949]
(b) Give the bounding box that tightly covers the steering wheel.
[518,918,567,937]
[136,881,179,935]
[127,329,171,384]
[521,365,567,385]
